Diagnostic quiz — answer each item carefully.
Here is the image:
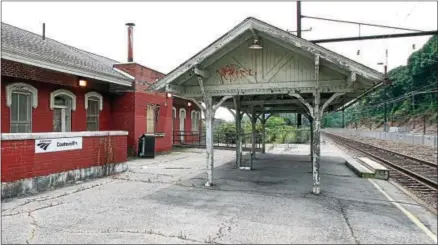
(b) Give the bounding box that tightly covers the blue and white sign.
[35,137,83,153]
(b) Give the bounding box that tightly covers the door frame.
[179,108,186,143]
[54,105,67,132]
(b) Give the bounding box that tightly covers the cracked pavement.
[2,145,437,244]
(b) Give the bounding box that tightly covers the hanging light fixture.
[249,38,263,50]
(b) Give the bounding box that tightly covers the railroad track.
[324,132,438,211]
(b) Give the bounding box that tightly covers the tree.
[324,35,438,128]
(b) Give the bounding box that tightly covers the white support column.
[251,106,257,168]
[309,116,314,163]
[204,95,214,187]
[234,96,242,169]
[312,55,321,195]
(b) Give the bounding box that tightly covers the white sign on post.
[35,137,83,153]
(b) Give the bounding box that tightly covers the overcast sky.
[2,1,437,121]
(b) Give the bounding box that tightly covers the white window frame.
[85,92,103,131]
[191,110,200,133]
[50,89,76,111]
[6,83,38,133]
[179,108,186,142]
[6,82,38,109]
[84,92,103,111]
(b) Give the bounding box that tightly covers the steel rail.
[325,132,437,190]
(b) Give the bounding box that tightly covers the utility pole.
[384,49,388,132]
[297,1,302,38]
[296,1,303,128]
[378,49,389,132]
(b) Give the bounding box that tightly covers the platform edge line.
[368,179,437,243]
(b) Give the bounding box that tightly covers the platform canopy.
[150,17,384,194]
[150,17,384,115]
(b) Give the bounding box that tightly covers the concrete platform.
[358,157,390,180]
[1,143,437,244]
[344,155,375,179]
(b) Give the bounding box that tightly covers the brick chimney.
[126,23,135,62]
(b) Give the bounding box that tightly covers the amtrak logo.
[37,141,51,151]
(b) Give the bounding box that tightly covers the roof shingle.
[1,22,132,84]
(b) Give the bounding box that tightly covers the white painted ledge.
[1,131,129,141]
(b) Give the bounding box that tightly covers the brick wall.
[1,59,202,158]
[113,63,174,154]
[1,135,127,182]
[113,63,164,92]
[134,92,173,153]
[1,76,113,133]
[110,92,136,154]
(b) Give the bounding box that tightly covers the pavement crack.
[26,211,39,244]
[3,201,66,217]
[2,180,114,213]
[65,228,213,244]
[337,199,360,245]
[210,216,236,242]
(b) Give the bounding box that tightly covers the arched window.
[172,107,177,119]
[50,89,76,132]
[179,108,186,142]
[191,110,200,133]
[6,82,38,133]
[179,108,186,120]
[85,92,103,131]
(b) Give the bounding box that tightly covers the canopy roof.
[150,17,385,113]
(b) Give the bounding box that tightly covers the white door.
[53,106,68,132]
[179,109,186,143]
[172,107,176,144]
[53,95,72,132]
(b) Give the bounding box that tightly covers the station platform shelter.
[150,17,384,194]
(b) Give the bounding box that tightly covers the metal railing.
[172,131,262,149]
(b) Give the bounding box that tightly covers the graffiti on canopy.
[217,64,257,84]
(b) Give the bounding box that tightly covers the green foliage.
[214,115,310,144]
[323,35,438,128]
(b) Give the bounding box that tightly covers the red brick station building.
[1,23,201,198]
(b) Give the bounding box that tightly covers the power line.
[347,82,438,110]
[301,15,424,32]
[310,30,437,43]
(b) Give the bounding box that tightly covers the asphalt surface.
[2,143,437,244]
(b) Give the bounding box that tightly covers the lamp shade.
[249,39,263,49]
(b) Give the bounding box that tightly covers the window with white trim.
[50,89,76,132]
[179,108,186,142]
[191,110,200,133]
[6,83,38,133]
[85,92,103,131]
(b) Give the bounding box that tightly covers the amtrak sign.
[35,137,83,153]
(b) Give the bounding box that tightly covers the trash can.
[138,134,156,158]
